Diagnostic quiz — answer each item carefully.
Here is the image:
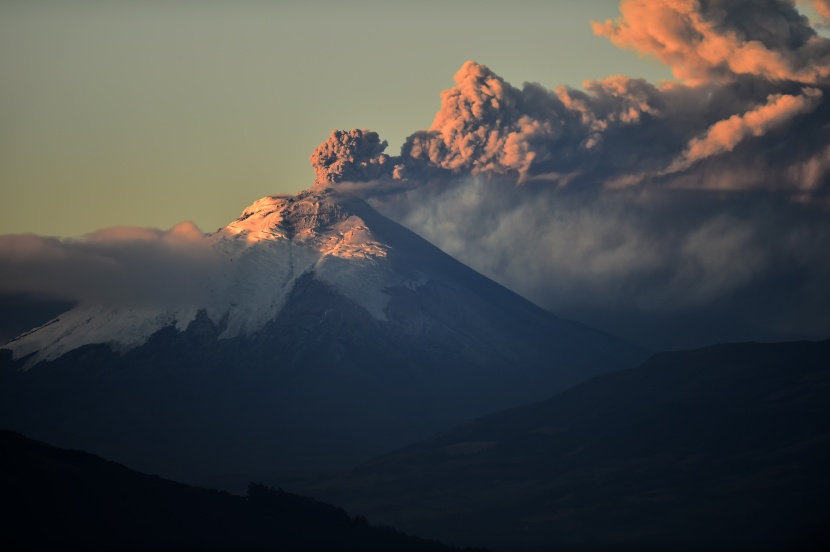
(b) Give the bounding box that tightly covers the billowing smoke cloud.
[313,3,830,199]
[555,75,666,149]
[593,0,830,85]
[396,63,671,183]
[310,129,399,186]
[300,0,830,349]
[0,222,217,309]
[401,61,561,180]
[665,87,823,174]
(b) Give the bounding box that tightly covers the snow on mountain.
[5,189,400,367]
[1,186,648,484]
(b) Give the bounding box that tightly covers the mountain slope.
[0,188,647,486]
[0,430,485,551]
[304,339,830,551]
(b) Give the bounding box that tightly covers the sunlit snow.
[6,190,399,368]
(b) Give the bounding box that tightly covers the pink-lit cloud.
[666,87,822,173]
[592,0,830,85]
[401,61,560,180]
[808,0,830,25]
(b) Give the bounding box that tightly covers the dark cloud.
[310,129,399,186]
[372,179,830,350]
[0,222,218,310]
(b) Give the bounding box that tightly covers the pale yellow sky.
[0,0,673,237]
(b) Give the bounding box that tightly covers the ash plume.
[310,129,398,186]
[305,0,830,348]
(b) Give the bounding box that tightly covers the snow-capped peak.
[5,189,399,368]
[218,191,389,260]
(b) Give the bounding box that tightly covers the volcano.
[0,187,646,486]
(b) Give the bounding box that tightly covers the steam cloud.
[2,0,829,350]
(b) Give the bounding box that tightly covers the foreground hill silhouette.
[0,430,485,551]
[305,339,830,551]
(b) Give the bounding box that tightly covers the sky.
[2,0,830,351]
[0,0,671,237]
